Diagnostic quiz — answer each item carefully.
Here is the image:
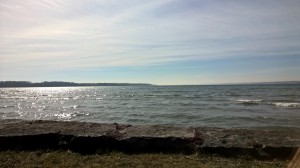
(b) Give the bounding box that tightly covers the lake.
[1,84,299,128]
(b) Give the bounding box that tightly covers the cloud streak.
[1,0,300,84]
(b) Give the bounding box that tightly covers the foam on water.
[272,102,300,108]
[237,99,263,102]
[236,99,263,104]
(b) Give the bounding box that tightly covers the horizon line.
[1,80,299,86]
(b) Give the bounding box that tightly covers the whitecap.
[73,96,80,100]
[0,105,15,108]
[54,113,72,119]
[272,102,300,108]
[71,105,78,109]
[73,112,90,117]
[236,99,263,104]
[237,99,263,102]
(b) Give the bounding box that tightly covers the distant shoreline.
[0,81,299,88]
[0,81,152,88]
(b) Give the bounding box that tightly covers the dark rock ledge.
[0,119,299,159]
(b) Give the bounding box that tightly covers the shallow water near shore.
[0,84,299,128]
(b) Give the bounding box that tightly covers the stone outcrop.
[0,119,299,159]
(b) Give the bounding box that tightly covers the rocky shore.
[0,119,299,159]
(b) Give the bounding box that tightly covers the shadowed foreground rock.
[0,119,299,159]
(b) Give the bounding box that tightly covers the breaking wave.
[272,102,300,108]
[236,99,263,104]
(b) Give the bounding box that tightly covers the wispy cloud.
[1,0,300,83]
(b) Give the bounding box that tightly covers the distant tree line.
[0,81,152,87]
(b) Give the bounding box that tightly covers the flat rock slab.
[0,119,194,139]
[0,119,299,159]
[0,119,116,137]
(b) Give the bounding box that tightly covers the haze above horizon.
[1,0,300,85]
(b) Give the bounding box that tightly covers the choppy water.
[1,85,299,128]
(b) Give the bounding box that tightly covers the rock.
[0,119,299,159]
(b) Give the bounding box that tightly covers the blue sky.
[0,0,300,85]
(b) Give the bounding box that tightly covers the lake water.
[1,85,299,128]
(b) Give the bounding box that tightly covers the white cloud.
[1,0,300,79]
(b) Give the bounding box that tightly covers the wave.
[71,111,90,117]
[62,105,79,109]
[272,102,300,108]
[236,99,263,104]
[0,105,15,108]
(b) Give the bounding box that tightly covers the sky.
[0,0,300,85]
